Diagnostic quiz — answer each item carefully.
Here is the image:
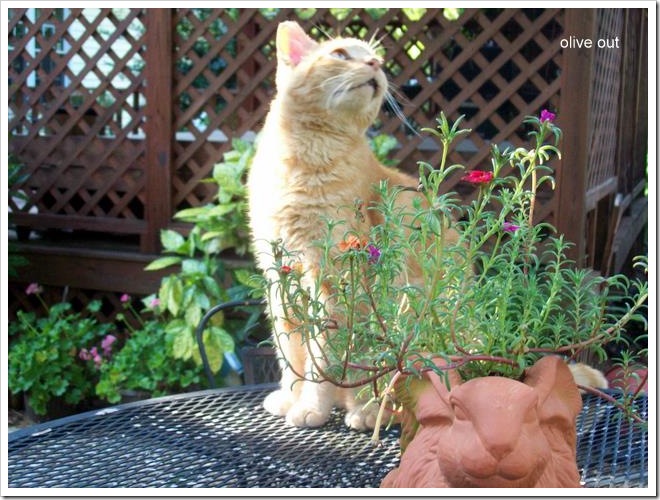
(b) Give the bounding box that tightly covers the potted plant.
[261,112,648,487]
[95,295,203,404]
[8,284,117,420]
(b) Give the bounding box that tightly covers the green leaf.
[234,268,257,287]
[181,258,206,276]
[185,304,202,329]
[160,229,186,252]
[174,206,212,222]
[145,256,182,271]
[170,324,194,360]
[160,276,184,317]
[196,327,235,373]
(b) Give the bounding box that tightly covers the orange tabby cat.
[247,21,428,430]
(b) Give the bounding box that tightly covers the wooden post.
[143,9,173,253]
[555,9,596,267]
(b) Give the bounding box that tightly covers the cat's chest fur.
[248,127,375,251]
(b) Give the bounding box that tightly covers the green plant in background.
[263,111,648,422]
[369,134,399,167]
[145,139,262,379]
[95,295,201,404]
[8,284,116,415]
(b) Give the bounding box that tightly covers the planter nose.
[487,441,514,460]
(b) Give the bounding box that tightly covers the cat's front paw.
[285,402,331,428]
[263,389,295,417]
[344,403,379,431]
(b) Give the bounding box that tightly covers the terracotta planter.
[381,356,583,488]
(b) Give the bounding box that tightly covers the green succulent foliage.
[266,112,648,389]
[8,301,115,415]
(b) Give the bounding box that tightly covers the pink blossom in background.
[120,293,131,303]
[26,283,43,295]
[101,334,117,356]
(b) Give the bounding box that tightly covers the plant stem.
[371,370,401,446]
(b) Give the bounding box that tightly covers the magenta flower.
[502,222,520,233]
[25,283,43,295]
[539,109,556,123]
[150,297,161,309]
[462,170,494,185]
[120,293,131,303]
[367,244,381,264]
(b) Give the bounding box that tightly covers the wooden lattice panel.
[373,8,564,224]
[171,9,288,210]
[586,9,623,193]
[8,8,147,229]
[169,8,565,225]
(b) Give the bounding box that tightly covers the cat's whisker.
[368,30,387,55]
[387,82,413,108]
[385,92,419,137]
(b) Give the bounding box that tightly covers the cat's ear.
[276,21,318,67]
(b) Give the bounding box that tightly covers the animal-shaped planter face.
[381,356,583,488]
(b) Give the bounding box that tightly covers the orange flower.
[338,235,368,252]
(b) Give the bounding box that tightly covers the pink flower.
[79,348,92,361]
[101,334,117,356]
[120,293,131,303]
[26,283,43,295]
[502,222,520,233]
[88,346,103,368]
[462,170,494,184]
[150,297,161,309]
[540,109,556,123]
[93,354,103,368]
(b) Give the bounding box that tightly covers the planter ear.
[521,356,583,487]
[523,355,583,426]
[394,360,462,451]
[416,365,463,423]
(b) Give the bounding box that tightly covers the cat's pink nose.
[366,58,381,69]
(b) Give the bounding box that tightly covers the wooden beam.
[143,9,173,253]
[11,241,168,295]
[555,9,597,266]
[10,213,146,235]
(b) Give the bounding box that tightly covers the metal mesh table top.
[7,384,648,489]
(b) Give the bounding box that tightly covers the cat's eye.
[330,48,350,60]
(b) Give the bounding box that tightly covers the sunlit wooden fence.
[8,8,648,310]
